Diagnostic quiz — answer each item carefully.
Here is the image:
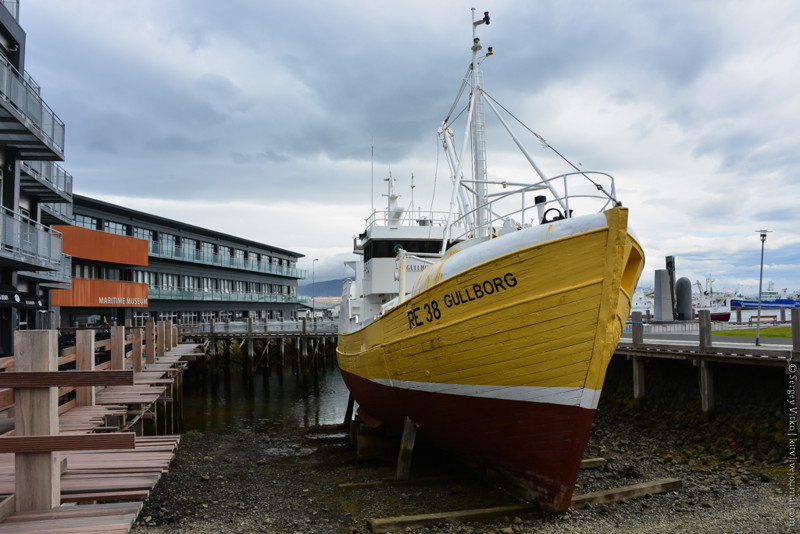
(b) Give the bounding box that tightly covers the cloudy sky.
[19,0,800,296]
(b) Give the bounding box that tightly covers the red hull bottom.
[340,369,597,511]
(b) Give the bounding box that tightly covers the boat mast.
[471,8,490,237]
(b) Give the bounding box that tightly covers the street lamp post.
[755,229,770,346]
[312,258,319,320]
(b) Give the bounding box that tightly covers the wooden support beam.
[698,310,712,352]
[0,432,136,453]
[165,320,173,350]
[631,311,643,348]
[632,356,645,399]
[367,504,537,532]
[700,360,714,412]
[111,326,125,370]
[366,478,682,532]
[0,370,135,388]
[157,321,166,358]
[0,494,15,523]
[14,330,60,511]
[396,417,419,481]
[132,327,143,373]
[145,318,156,365]
[570,478,682,509]
[580,457,607,469]
[75,329,95,407]
[343,394,355,428]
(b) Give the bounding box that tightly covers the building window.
[200,242,214,261]
[103,220,128,236]
[73,214,97,230]
[133,227,153,242]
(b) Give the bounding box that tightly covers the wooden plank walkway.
[0,325,191,534]
[0,501,142,534]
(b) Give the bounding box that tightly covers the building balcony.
[148,286,301,304]
[148,242,308,279]
[0,206,63,271]
[20,160,73,203]
[0,53,65,160]
[18,253,72,287]
[40,200,73,226]
[1,1,18,21]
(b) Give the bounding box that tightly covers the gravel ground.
[130,395,794,534]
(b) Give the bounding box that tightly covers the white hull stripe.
[370,379,601,410]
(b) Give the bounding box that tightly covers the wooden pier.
[0,319,196,533]
[616,308,800,411]
[180,317,338,374]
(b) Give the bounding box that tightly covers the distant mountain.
[297,278,348,298]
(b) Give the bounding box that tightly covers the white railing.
[449,171,618,242]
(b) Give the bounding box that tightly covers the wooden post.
[173,325,179,347]
[736,308,742,323]
[700,360,714,412]
[247,318,255,359]
[157,321,166,358]
[145,318,156,365]
[343,394,355,428]
[132,327,143,373]
[632,356,645,399]
[631,312,643,348]
[111,325,125,370]
[75,329,95,407]
[14,330,60,511]
[698,310,712,353]
[396,417,419,481]
[780,306,786,323]
[165,320,173,350]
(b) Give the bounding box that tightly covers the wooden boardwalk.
[0,322,197,533]
[616,309,799,411]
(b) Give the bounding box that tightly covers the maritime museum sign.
[407,272,517,329]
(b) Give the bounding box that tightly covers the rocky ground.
[131,361,795,534]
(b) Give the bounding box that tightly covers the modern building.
[0,0,73,354]
[53,195,306,327]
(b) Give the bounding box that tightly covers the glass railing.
[41,200,73,223]
[148,286,302,303]
[1,1,18,21]
[19,254,71,285]
[21,160,73,198]
[148,242,308,279]
[0,206,63,270]
[0,54,65,157]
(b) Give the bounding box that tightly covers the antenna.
[409,173,416,216]
[370,140,374,215]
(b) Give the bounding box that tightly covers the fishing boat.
[730,281,798,310]
[337,9,644,511]
[693,277,732,321]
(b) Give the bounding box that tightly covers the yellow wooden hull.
[337,207,643,509]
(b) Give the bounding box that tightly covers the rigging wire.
[482,89,620,205]
[443,65,473,125]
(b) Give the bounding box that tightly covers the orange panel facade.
[53,225,149,266]
[51,279,149,308]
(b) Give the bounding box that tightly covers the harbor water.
[181,357,350,434]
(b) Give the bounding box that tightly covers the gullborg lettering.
[407,272,517,329]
